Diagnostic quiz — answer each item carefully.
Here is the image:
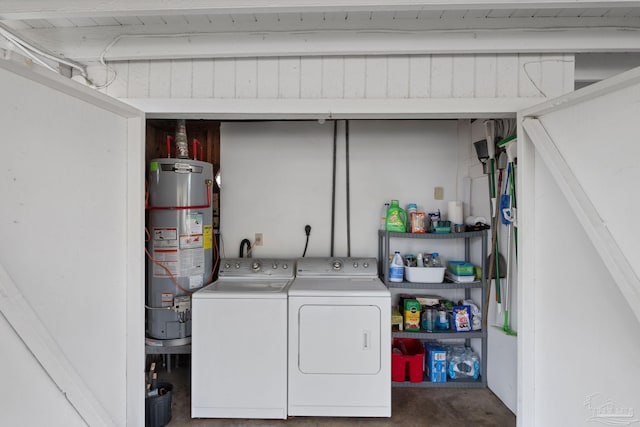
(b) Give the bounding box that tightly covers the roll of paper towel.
[448,201,464,225]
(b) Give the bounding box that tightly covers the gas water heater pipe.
[192,139,203,161]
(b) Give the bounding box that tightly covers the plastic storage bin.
[447,261,475,276]
[405,267,446,283]
[145,382,173,427]
[392,338,425,383]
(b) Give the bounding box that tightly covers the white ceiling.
[1,1,640,65]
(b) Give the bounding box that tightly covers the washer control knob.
[272,263,278,269]
[363,262,369,268]
[283,264,289,269]
[353,262,359,268]
[235,263,241,269]
[252,261,261,271]
[333,261,342,270]
[224,263,231,269]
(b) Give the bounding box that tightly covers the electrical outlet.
[434,187,444,200]
[255,233,263,246]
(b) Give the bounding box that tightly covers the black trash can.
[145,382,172,427]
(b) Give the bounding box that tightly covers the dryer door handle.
[363,329,370,350]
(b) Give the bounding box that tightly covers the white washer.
[288,257,391,417]
[192,258,295,419]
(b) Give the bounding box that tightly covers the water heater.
[147,158,213,342]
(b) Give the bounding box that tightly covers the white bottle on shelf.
[389,251,404,282]
[380,201,390,230]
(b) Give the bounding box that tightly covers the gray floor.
[152,356,515,427]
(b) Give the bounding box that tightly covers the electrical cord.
[206,229,220,284]
[302,225,311,257]
[145,226,194,295]
[239,238,252,258]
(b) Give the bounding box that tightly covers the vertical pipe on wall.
[345,120,351,257]
[330,120,337,257]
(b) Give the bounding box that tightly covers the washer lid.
[288,277,390,297]
[193,279,292,299]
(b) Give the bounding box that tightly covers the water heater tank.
[147,158,214,341]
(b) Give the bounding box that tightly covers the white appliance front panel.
[288,295,391,417]
[298,304,381,374]
[192,297,287,419]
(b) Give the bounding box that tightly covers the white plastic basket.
[404,267,446,283]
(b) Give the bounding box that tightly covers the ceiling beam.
[2,0,640,20]
[14,26,640,62]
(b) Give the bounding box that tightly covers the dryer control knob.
[224,263,231,269]
[252,262,261,271]
[333,261,342,270]
[272,263,278,269]
[353,262,359,268]
[283,264,289,269]
[363,262,369,268]
[235,263,241,269]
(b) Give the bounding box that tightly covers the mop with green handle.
[497,136,518,336]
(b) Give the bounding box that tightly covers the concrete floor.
[152,356,515,427]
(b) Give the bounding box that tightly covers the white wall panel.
[257,58,279,98]
[453,55,475,98]
[148,60,171,98]
[540,54,573,98]
[127,61,149,98]
[106,61,129,99]
[278,57,301,98]
[192,59,214,98]
[518,54,542,98]
[475,55,497,98]
[322,56,344,98]
[235,57,258,98]
[496,55,519,98]
[387,56,409,98]
[343,56,366,98]
[214,58,236,98]
[99,53,574,103]
[170,59,192,98]
[431,55,454,98]
[408,55,430,98]
[301,57,322,98]
[220,120,462,259]
[365,56,387,98]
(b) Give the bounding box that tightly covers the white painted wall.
[519,69,640,426]
[97,53,574,104]
[0,59,145,426]
[220,120,466,260]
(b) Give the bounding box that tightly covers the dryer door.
[298,304,381,374]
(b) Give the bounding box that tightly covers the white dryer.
[191,258,295,419]
[288,257,391,417]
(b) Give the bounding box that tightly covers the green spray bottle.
[385,200,407,232]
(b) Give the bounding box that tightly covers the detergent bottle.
[389,251,404,283]
[385,200,407,232]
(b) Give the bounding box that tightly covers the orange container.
[391,338,425,383]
